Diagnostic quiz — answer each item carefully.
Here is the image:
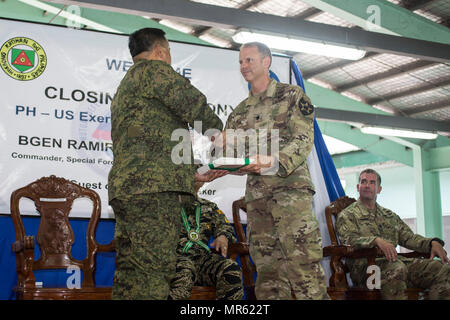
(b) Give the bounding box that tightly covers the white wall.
[440,171,450,216]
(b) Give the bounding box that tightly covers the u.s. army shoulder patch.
[298,98,314,116]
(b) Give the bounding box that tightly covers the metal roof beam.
[302,52,378,78]
[300,0,450,45]
[46,0,450,63]
[192,0,265,37]
[366,77,450,105]
[295,7,322,19]
[401,0,434,11]
[335,60,437,92]
[427,146,450,171]
[2,0,210,44]
[404,100,450,116]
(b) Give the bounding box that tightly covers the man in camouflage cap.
[108,28,223,299]
[336,168,450,299]
[220,42,329,299]
[169,181,243,300]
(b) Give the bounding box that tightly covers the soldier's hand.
[430,241,449,264]
[374,237,397,262]
[235,155,274,175]
[195,170,228,182]
[211,235,228,257]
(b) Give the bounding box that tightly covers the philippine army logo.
[0,37,47,81]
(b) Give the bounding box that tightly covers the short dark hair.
[241,42,272,67]
[359,168,381,185]
[128,28,167,58]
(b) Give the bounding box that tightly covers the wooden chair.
[102,209,252,300]
[10,175,114,300]
[10,175,254,300]
[232,198,257,300]
[323,196,428,300]
[188,286,216,300]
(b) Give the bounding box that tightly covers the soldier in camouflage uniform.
[169,183,243,300]
[108,28,223,299]
[222,42,329,300]
[336,169,450,300]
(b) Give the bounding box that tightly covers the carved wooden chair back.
[325,196,356,246]
[10,175,113,299]
[324,196,369,299]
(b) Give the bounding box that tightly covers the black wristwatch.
[429,238,445,252]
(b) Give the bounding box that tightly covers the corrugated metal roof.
[172,0,450,129]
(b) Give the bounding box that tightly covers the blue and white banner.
[291,59,346,285]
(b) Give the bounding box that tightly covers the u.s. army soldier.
[108,28,223,300]
[219,42,329,300]
[336,169,450,299]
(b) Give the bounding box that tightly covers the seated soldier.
[169,179,244,300]
[336,168,450,300]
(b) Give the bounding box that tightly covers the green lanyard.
[180,205,210,253]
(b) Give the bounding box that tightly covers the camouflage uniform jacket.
[335,198,445,283]
[108,59,223,201]
[225,79,315,202]
[177,198,236,256]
